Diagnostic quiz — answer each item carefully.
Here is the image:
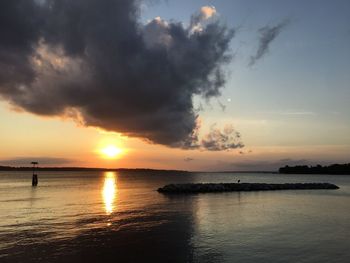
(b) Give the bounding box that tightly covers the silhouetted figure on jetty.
[237,179,240,183]
[31,162,38,186]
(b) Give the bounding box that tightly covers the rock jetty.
[157,183,339,194]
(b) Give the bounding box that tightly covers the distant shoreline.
[0,166,276,173]
[0,166,188,173]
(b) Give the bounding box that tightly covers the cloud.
[0,1,234,150]
[200,124,244,151]
[0,157,74,166]
[238,149,252,155]
[260,110,316,116]
[281,111,315,116]
[249,20,289,66]
[184,157,194,162]
[200,6,217,19]
[190,5,217,33]
[190,6,216,27]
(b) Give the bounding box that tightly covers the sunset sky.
[1,0,349,171]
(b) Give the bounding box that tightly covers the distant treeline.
[279,163,350,175]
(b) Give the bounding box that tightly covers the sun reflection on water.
[102,172,117,214]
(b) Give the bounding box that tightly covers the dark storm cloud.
[0,157,74,166]
[0,0,236,150]
[249,20,289,66]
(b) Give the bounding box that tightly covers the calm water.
[0,171,349,262]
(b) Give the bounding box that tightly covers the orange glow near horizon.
[1,102,350,171]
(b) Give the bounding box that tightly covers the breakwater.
[157,183,339,194]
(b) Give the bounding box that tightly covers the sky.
[0,0,349,171]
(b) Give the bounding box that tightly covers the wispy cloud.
[249,19,289,66]
[282,111,315,116]
[259,110,316,116]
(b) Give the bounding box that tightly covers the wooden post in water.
[31,161,38,186]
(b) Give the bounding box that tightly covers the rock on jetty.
[157,183,339,194]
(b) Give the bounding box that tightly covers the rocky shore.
[157,183,339,194]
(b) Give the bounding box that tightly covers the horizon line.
[0,165,277,173]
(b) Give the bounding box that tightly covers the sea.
[0,171,349,263]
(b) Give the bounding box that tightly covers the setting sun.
[100,145,122,158]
